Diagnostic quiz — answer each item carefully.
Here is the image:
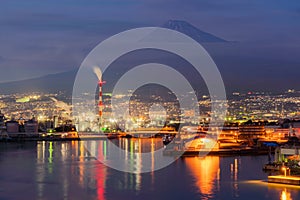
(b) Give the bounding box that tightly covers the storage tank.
[0,111,5,129]
[25,119,38,133]
[6,121,19,133]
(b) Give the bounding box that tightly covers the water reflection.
[35,139,158,199]
[186,156,220,199]
[231,158,239,198]
[84,138,164,174]
[184,156,299,200]
[266,183,297,200]
[36,141,108,199]
[94,141,107,200]
[281,189,292,200]
[84,138,163,191]
[0,140,298,200]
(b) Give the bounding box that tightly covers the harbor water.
[0,139,300,200]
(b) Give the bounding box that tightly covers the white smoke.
[93,66,102,80]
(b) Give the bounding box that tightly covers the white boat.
[166,126,216,151]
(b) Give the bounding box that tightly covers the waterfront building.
[6,120,19,133]
[24,119,38,133]
[238,125,266,140]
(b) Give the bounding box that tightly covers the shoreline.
[163,147,273,157]
[0,137,275,157]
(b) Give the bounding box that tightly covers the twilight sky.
[0,0,300,92]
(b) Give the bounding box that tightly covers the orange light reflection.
[96,142,107,200]
[186,156,220,195]
[281,188,292,200]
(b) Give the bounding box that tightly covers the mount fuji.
[163,20,227,43]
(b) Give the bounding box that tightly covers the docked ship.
[163,125,272,156]
[163,126,203,146]
[164,126,214,151]
[163,125,245,149]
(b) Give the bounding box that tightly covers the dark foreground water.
[0,139,300,200]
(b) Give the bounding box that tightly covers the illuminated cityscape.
[1,0,300,200]
[1,90,300,131]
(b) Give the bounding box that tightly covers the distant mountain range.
[0,70,77,95]
[0,20,229,95]
[163,20,227,43]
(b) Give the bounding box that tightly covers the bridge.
[126,130,178,138]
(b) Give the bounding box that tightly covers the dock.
[163,147,271,157]
[1,131,80,142]
[268,175,300,185]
